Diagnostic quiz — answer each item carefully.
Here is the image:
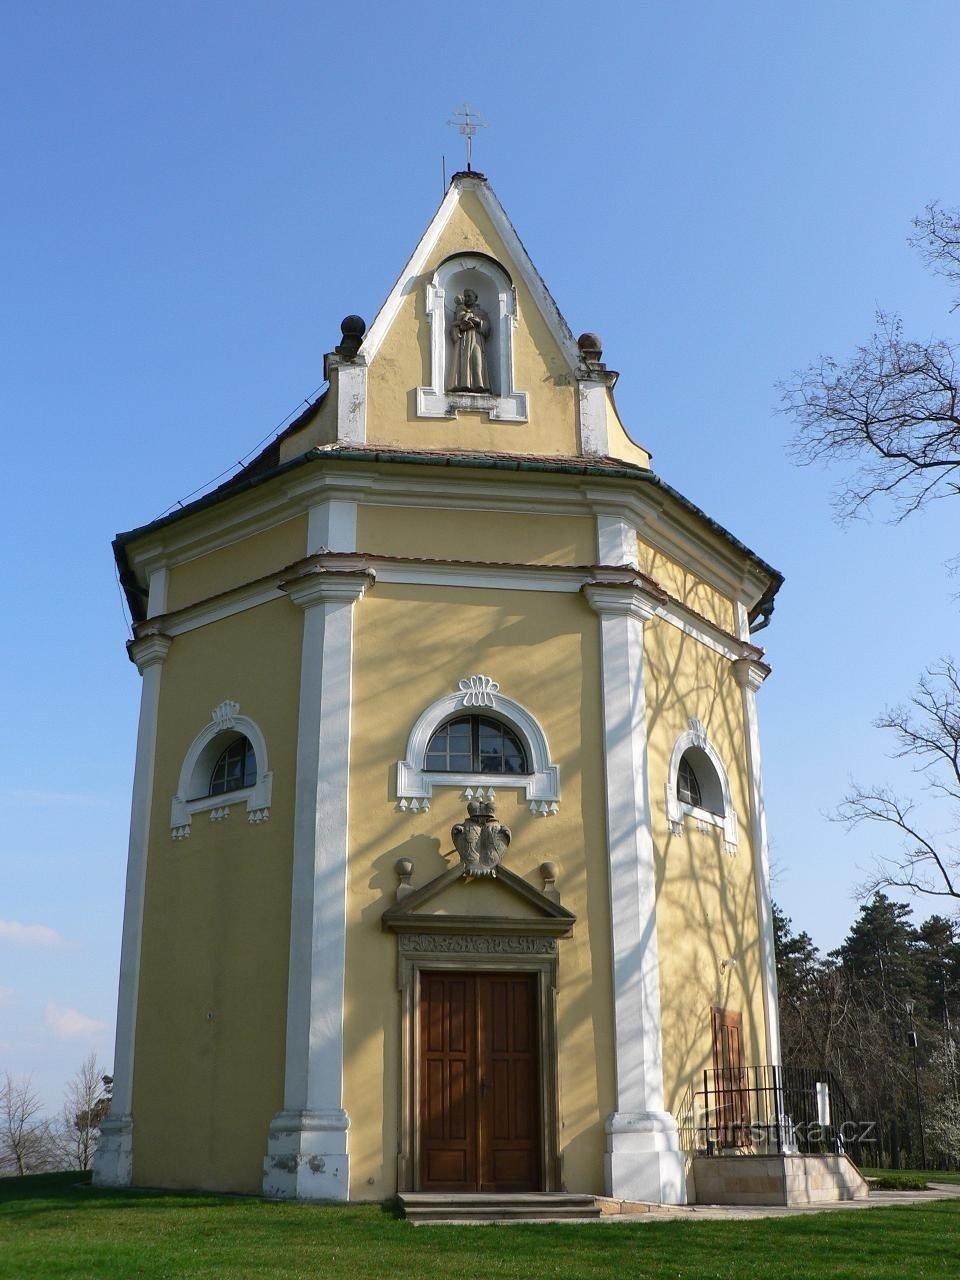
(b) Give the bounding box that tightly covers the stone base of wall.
[690,1154,869,1206]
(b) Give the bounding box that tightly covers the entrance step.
[399,1192,602,1224]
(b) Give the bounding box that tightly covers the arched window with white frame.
[665,718,738,855]
[170,700,273,839]
[396,675,559,815]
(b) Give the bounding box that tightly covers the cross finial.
[447,103,487,172]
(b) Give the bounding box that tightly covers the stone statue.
[452,797,511,878]
[448,288,491,392]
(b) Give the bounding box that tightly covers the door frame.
[396,936,562,1193]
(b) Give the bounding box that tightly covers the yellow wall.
[639,540,737,634]
[644,617,767,1113]
[345,583,615,1197]
[356,504,595,566]
[132,599,302,1193]
[164,515,307,615]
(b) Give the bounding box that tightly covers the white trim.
[596,514,639,568]
[92,633,171,1188]
[125,465,773,617]
[584,584,686,1205]
[664,718,739,855]
[578,381,609,455]
[733,658,782,1067]
[330,360,367,444]
[169,702,273,838]
[307,498,358,554]
[146,567,168,618]
[360,175,583,375]
[138,558,763,680]
[263,570,372,1201]
[416,254,528,423]
[395,679,560,814]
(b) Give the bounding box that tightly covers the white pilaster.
[263,570,373,1200]
[307,499,358,554]
[93,632,172,1188]
[578,380,609,455]
[583,579,686,1205]
[732,658,782,1067]
[595,513,639,568]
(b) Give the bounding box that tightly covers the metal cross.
[447,103,486,172]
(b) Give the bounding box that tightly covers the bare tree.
[837,660,960,904]
[0,1074,52,1175]
[781,204,960,522]
[51,1053,110,1172]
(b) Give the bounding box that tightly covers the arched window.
[208,736,257,796]
[665,719,738,854]
[170,701,272,839]
[396,676,560,815]
[425,716,528,775]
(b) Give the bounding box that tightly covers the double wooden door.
[419,971,541,1192]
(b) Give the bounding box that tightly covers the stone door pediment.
[382,864,575,938]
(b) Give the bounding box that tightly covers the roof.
[114,441,784,625]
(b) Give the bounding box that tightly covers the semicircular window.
[209,736,257,796]
[425,715,528,775]
[677,754,702,808]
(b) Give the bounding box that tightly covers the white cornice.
[135,553,763,667]
[123,462,775,616]
[128,633,172,673]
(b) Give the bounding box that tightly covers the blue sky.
[2,1,958,1111]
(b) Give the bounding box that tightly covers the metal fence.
[676,1065,875,1162]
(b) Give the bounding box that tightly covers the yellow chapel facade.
[94,172,783,1206]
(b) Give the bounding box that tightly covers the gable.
[382,863,575,937]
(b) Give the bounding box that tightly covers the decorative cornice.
[127,632,172,673]
[731,657,771,692]
[582,573,661,622]
[280,568,375,609]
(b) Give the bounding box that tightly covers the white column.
[93,632,172,1188]
[307,498,357,555]
[583,579,686,1205]
[263,570,373,1200]
[732,658,782,1067]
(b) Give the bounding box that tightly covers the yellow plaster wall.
[164,515,308,615]
[639,539,737,634]
[643,618,768,1114]
[344,583,614,1198]
[356,504,595,566]
[364,190,581,457]
[605,396,651,469]
[132,598,302,1193]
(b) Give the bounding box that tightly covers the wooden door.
[419,972,541,1192]
[711,1007,750,1147]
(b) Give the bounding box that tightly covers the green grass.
[862,1168,960,1190]
[1,1172,959,1280]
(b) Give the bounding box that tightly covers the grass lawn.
[2,1172,958,1280]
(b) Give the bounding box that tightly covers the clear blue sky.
[3,1,958,1111]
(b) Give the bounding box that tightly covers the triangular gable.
[382,863,575,938]
[361,173,583,375]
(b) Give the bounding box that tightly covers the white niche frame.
[416,253,528,423]
[170,700,273,839]
[664,718,738,855]
[396,675,559,815]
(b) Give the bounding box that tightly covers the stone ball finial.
[395,857,414,878]
[336,315,366,359]
[577,332,603,363]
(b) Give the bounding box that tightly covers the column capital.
[281,568,374,610]
[582,572,660,622]
[732,657,770,692]
[127,632,172,674]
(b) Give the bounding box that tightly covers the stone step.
[399,1192,602,1224]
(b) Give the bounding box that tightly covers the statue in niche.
[448,288,491,392]
[452,797,511,878]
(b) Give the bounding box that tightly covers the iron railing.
[677,1065,875,1163]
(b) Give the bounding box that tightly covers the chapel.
[94,170,787,1207]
